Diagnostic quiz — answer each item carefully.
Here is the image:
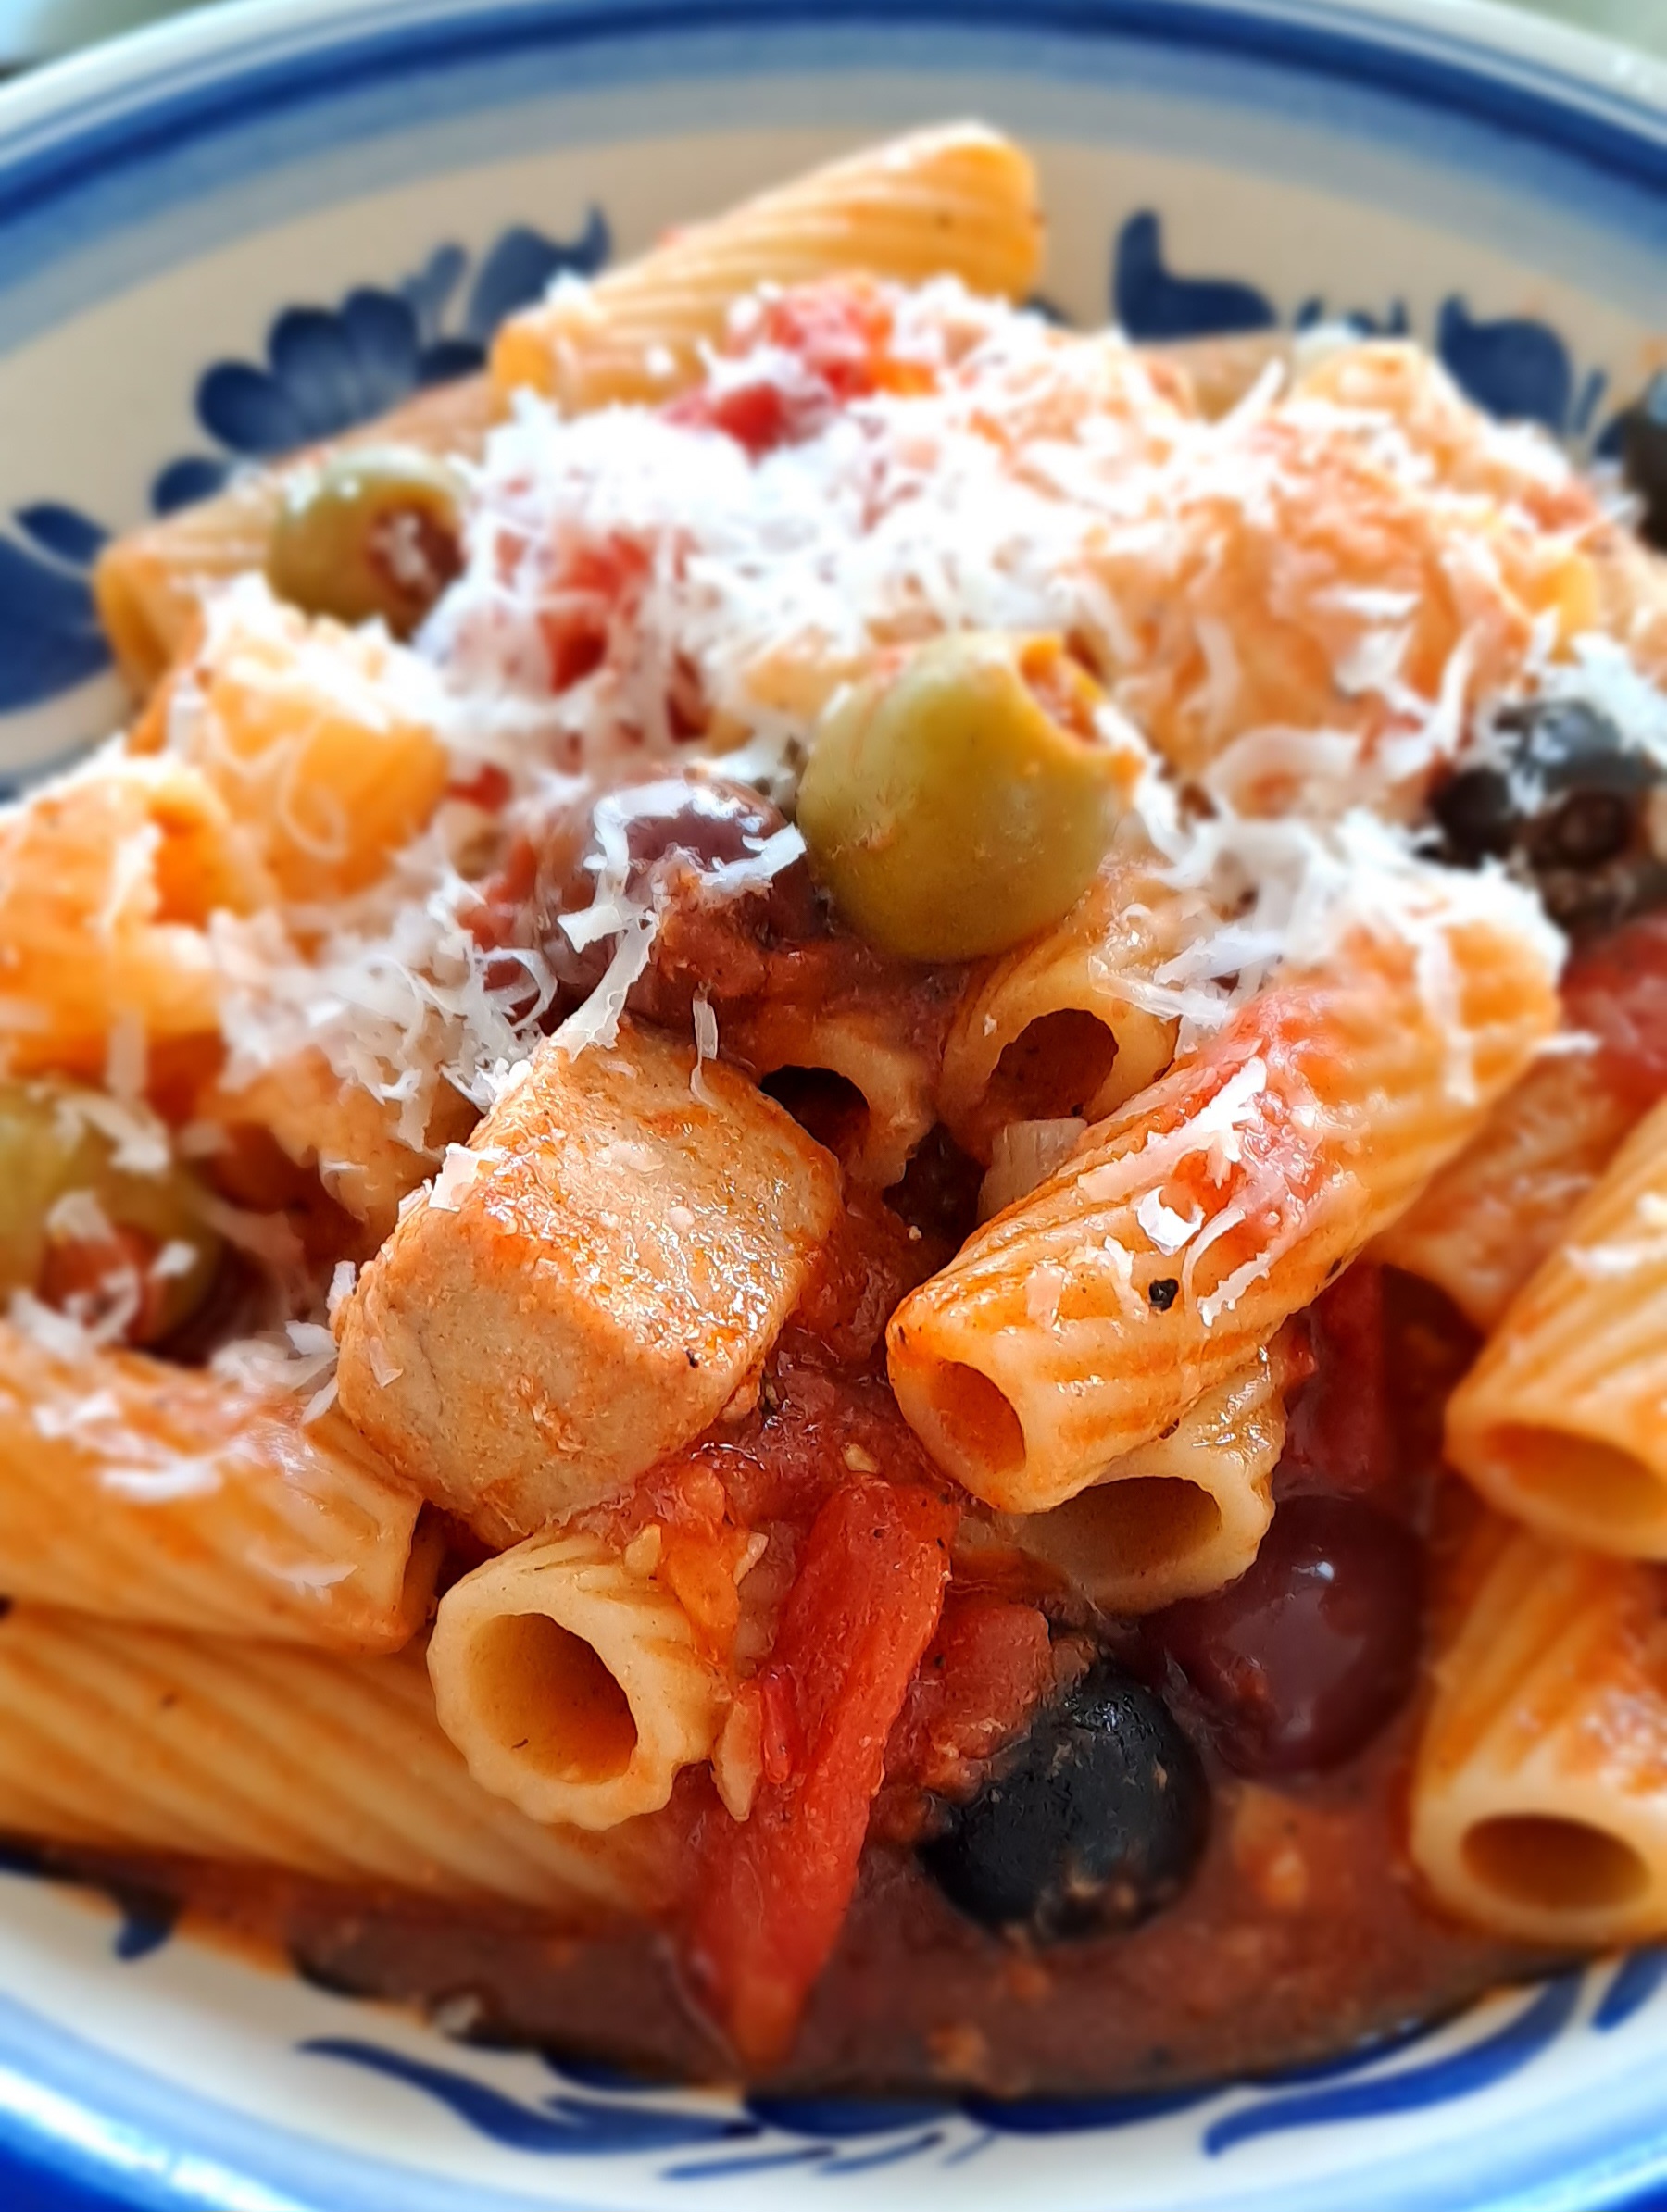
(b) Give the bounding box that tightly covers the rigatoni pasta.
[889,900,1559,1513]
[937,851,1213,1166]
[0,1318,435,1648]
[428,1529,727,1830]
[1446,1094,1667,1559]
[1004,1344,1288,1612]
[490,123,1043,406]
[1373,1048,1637,1331]
[0,1608,672,1919]
[1411,1516,1667,1948]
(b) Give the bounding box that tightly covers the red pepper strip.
[685,1480,956,2067]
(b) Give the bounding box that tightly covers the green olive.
[796,632,1130,962]
[0,1082,221,1344]
[267,444,465,636]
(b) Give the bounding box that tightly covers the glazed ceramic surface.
[0,2,1665,2206]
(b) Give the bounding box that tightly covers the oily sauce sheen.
[31,1270,1557,2098]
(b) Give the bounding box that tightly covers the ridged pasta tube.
[730,996,937,1189]
[0,754,268,1080]
[938,855,1219,1166]
[428,1531,727,1831]
[1410,1517,1667,1949]
[490,124,1043,406]
[1374,1050,1637,1331]
[1005,1348,1287,1612]
[1447,1095,1667,1559]
[0,1318,437,1650]
[93,375,498,697]
[0,1608,671,1919]
[890,897,1559,1511]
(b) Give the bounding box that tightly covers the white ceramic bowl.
[1,3,1665,2206]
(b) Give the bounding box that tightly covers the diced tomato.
[665,280,933,457]
[446,762,512,812]
[667,380,794,458]
[535,536,647,693]
[685,1480,956,2066]
[1561,913,1667,1109]
[883,1593,1055,1801]
[748,281,932,406]
[537,611,609,693]
[1277,1262,1397,1501]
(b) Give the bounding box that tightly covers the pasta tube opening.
[919,1360,1027,1486]
[1004,1356,1284,1611]
[1471,1426,1667,1547]
[1410,1519,1667,1947]
[759,1068,871,1173]
[469,1615,640,1785]
[429,1531,728,1831]
[1017,1478,1219,1584]
[1462,1815,1650,1918]
[1444,1095,1667,1561]
[735,998,937,1190]
[983,1010,1121,1134]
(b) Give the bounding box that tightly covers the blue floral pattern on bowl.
[0,178,1663,2206]
[13,1835,1656,2190]
[152,210,607,510]
[0,209,1646,726]
[0,213,606,723]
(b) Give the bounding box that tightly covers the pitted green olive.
[267,445,465,636]
[0,1082,220,1343]
[796,632,1130,962]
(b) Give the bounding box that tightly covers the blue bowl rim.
[0,2,1665,2208]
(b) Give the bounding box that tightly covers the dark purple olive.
[919,1664,1209,1941]
[545,772,811,912]
[1431,697,1667,936]
[1623,372,1667,553]
[528,771,818,1011]
[1148,1495,1423,1777]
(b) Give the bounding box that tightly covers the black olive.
[1623,372,1667,553]
[1430,696,1667,936]
[919,1664,1209,1942]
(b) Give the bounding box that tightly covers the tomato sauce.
[31,1269,1558,2099]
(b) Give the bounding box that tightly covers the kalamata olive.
[513,774,819,1021]
[1623,372,1667,552]
[919,1663,1210,1941]
[267,445,464,636]
[0,1081,219,1343]
[796,632,1134,962]
[1147,1494,1423,1777]
[1431,696,1667,936]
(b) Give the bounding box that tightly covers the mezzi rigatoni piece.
[889,900,1559,1512]
[730,995,937,1190]
[1446,1094,1667,1559]
[1410,1517,1667,1949]
[0,1608,672,1920]
[429,1530,728,1831]
[0,1318,436,1650]
[92,374,498,697]
[938,854,1219,1167]
[1374,1050,1637,1331]
[490,124,1043,406]
[1004,1346,1287,1612]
